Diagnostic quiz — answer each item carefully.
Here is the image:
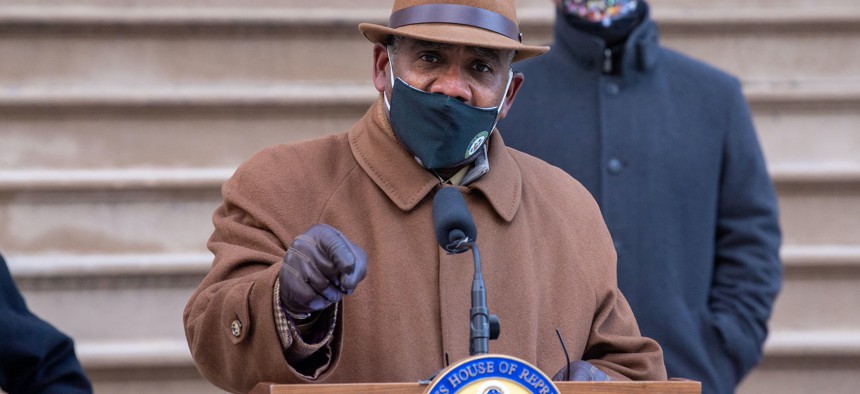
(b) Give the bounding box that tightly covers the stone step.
[0,79,856,171]
[0,185,221,255]
[750,79,860,169]
[11,271,201,344]
[771,245,860,330]
[739,330,860,394]
[86,365,222,394]
[0,167,858,254]
[777,182,860,246]
[0,5,856,88]
[7,244,860,340]
[0,84,371,172]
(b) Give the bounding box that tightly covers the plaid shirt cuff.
[272,280,337,358]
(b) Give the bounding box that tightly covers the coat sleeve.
[182,152,341,393]
[0,256,92,394]
[709,82,783,381]
[585,287,668,381]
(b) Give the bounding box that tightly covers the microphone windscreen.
[432,187,477,249]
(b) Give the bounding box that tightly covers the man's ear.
[498,71,525,120]
[372,43,390,93]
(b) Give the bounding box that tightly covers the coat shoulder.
[238,134,353,179]
[658,47,741,91]
[229,133,357,195]
[507,147,596,204]
[218,133,361,233]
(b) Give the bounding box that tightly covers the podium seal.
[425,354,559,394]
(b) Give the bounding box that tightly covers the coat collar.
[349,98,522,222]
[554,1,660,81]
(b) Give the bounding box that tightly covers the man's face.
[372,37,524,119]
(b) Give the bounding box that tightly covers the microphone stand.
[449,237,498,356]
[468,242,490,356]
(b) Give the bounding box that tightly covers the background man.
[0,252,92,394]
[184,0,666,392]
[500,1,783,393]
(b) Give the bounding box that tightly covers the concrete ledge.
[0,84,375,109]
[7,245,859,280]
[0,168,232,191]
[744,79,860,106]
[0,79,857,109]
[0,6,858,30]
[2,164,859,192]
[782,245,860,269]
[77,339,193,369]
[765,330,860,358]
[6,252,213,278]
[73,329,860,371]
[770,163,860,184]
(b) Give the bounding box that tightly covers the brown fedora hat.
[359,0,549,62]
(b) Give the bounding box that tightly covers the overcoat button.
[606,82,620,95]
[231,319,242,337]
[608,158,624,174]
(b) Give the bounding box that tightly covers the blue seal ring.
[425,354,559,394]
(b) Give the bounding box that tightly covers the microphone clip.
[444,237,472,254]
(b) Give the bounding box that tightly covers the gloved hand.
[279,224,368,317]
[552,360,612,381]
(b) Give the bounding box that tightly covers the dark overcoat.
[499,5,782,394]
[0,254,92,394]
[184,100,666,393]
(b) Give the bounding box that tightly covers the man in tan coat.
[183,0,666,392]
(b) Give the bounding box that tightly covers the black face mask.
[385,61,512,170]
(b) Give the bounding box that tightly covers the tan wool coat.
[183,100,666,393]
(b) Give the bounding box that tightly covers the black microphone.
[432,187,477,254]
[432,187,499,356]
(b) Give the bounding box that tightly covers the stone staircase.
[1,0,857,393]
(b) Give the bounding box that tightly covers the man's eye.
[473,63,492,73]
[419,54,441,63]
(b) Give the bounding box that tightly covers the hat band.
[389,4,522,42]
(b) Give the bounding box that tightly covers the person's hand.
[279,224,368,317]
[552,360,611,381]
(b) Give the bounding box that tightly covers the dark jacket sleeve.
[710,83,783,380]
[0,255,93,394]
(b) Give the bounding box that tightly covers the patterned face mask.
[558,0,638,26]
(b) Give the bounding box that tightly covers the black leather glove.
[279,224,368,316]
[552,360,612,381]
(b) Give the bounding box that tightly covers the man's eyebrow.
[412,39,507,65]
[414,40,455,51]
[470,46,503,64]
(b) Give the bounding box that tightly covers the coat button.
[605,82,620,95]
[231,320,242,337]
[607,158,624,174]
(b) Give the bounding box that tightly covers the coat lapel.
[349,98,439,212]
[470,132,522,223]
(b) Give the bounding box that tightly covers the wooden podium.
[251,380,701,393]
